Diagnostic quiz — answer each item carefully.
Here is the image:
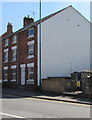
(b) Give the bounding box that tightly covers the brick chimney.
[23,15,34,27]
[7,22,13,33]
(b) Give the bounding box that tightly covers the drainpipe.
[17,32,20,86]
[39,0,42,89]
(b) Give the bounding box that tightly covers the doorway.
[21,66,25,85]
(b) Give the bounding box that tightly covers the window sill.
[27,35,34,39]
[10,79,16,82]
[3,61,8,63]
[27,79,34,84]
[12,42,17,44]
[30,72,34,74]
[4,45,8,47]
[27,55,34,59]
[27,79,34,81]
[3,79,8,82]
[11,60,16,62]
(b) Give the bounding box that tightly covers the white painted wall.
[0,36,2,83]
[37,6,90,84]
[90,23,92,70]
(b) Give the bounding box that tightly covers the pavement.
[2,87,92,105]
[2,93,90,119]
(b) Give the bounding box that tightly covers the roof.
[1,5,72,39]
[16,5,71,32]
[1,5,91,39]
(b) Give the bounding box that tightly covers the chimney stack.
[23,15,34,27]
[7,22,13,33]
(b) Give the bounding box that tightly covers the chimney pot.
[23,16,34,27]
[28,15,30,18]
[7,22,13,33]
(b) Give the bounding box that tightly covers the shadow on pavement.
[2,87,92,105]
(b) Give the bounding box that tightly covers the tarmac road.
[1,94,91,120]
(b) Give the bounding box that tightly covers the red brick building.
[2,16,38,89]
[1,6,91,90]
[1,8,62,89]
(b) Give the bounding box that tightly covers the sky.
[0,1,90,35]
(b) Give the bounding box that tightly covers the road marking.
[0,112,25,118]
[3,94,90,107]
[26,97,90,106]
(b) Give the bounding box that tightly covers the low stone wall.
[42,77,75,93]
[81,71,92,97]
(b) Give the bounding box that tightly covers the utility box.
[71,72,82,90]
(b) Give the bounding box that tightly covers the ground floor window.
[11,65,16,81]
[27,63,34,84]
[3,67,8,81]
[28,66,34,80]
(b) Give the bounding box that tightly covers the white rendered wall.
[0,37,2,82]
[90,23,92,70]
[37,6,90,83]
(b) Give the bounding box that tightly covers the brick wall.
[42,77,75,93]
[18,26,38,88]
[2,22,38,89]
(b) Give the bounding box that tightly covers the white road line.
[0,112,24,118]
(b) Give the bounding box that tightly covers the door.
[21,67,25,85]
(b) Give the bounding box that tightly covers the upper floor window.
[12,35,17,44]
[11,46,17,61]
[4,49,8,62]
[27,41,34,58]
[4,39,8,46]
[28,28,34,38]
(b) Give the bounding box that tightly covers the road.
[1,94,91,119]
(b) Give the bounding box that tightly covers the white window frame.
[3,67,8,81]
[11,65,16,82]
[27,41,34,58]
[28,28,34,38]
[20,64,26,68]
[4,66,8,70]
[12,46,17,50]
[4,48,8,63]
[12,35,17,44]
[11,65,16,69]
[11,46,17,62]
[26,79,34,84]
[27,63,34,84]
[4,38,8,46]
[27,63,34,67]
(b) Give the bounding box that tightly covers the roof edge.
[1,5,91,40]
[70,6,91,24]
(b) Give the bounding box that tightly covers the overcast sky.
[0,1,90,35]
